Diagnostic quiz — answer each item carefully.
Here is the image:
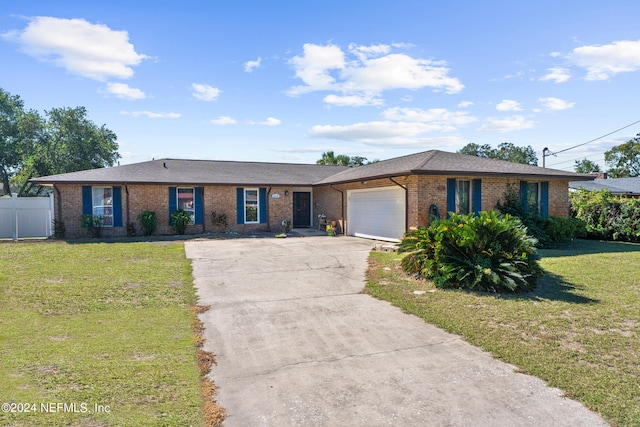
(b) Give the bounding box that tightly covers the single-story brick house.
[31,150,594,241]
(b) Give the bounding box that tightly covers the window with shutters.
[244,189,259,223]
[92,187,113,227]
[456,180,471,215]
[177,187,195,225]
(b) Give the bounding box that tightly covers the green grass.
[366,239,640,427]
[0,241,204,427]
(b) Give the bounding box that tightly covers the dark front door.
[293,192,311,227]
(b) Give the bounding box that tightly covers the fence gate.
[0,194,54,240]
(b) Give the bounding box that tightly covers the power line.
[546,152,606,168]
[543,118,640,167]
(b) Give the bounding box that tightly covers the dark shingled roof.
[569,177,640,195]
[31,158,349,186]
[314,150,594,184]
[31,150,593,186]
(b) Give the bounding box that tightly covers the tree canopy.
[574,158,601,174]
[316,151,376,167]
[458,142,538,165]
[0,88,120,195]
[604,133,640,177]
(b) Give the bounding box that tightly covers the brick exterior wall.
[54,176,571,238]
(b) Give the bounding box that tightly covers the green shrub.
[398,211,542,293]
[137,210,157,236]
[170,209,192,235]
[79,214,105,238]
[543,217,586,242]
[571,190,640,242]
[210,211,228,231]
[496,184,551,247]
[52,219,66,239]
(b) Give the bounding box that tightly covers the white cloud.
[211,116,237,125]
[244,57,261,72]
[568,39,640,80]
[104,83,146,99]
[478,115,535,133]
[287,43,463,100]
[253,117,281,126]
[2,16,147,80]
[496,99,522,112]
[538,97,575,110]
[309,121,466,148]
[540,67,571,83]
[323,94,384,107]
[192,83,221,101]
[382,107,477,131]
[288,43,345,95]
[458,101,473,108]
[121,111,181,119]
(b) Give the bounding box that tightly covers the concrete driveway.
[185,236,607,426]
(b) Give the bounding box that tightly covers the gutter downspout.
[266,186,272,232]
[329,185,344,235]
[124,184,130,230]
[389,177,408,233]
[54,184,62,226]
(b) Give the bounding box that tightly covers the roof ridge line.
[412,150,439,171]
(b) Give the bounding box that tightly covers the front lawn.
[0,241,206,426]
[366,239,640,427]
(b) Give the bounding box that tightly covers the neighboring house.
[569,176,640,197]
[31,150,594,242]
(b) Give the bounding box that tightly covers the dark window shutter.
[472,179,482,216]
[194,187,204,225]
[541,181,549,218]
[236,188,244,224]
[112,186,123,227]
[82,186,92,215]
[446,178,456,217]
[259,187,267,224]
[520,181,528,211]
[168,187,177,222]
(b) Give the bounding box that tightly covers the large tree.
[316,151,371,167]
[1,88,120,195]
[0,88,40,195]
[458,142,538,165]
[574,158,601,174]
[604,133,640,177]
[15,106,120,195]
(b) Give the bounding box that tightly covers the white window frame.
[244,188,259,224]
[92,186,113,227]
[456,180,472,215]
[177,187,195,225]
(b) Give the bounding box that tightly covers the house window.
[457,180,471,215]
[526,182,540,212]
[245,189,259,223]
[177,187,195,224]
[92,187,113,227]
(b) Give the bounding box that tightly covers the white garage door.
[347,186,406,242]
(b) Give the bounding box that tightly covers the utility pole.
[542,147,551,168]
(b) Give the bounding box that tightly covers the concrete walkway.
[185,236,608,426]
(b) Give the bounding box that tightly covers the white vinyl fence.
[0,194,54,240]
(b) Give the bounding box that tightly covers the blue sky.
[2,1,640,171]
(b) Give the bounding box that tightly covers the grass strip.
[366,239,640,427]
[0,241,206,426]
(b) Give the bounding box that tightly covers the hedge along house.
[31,150,594,241]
